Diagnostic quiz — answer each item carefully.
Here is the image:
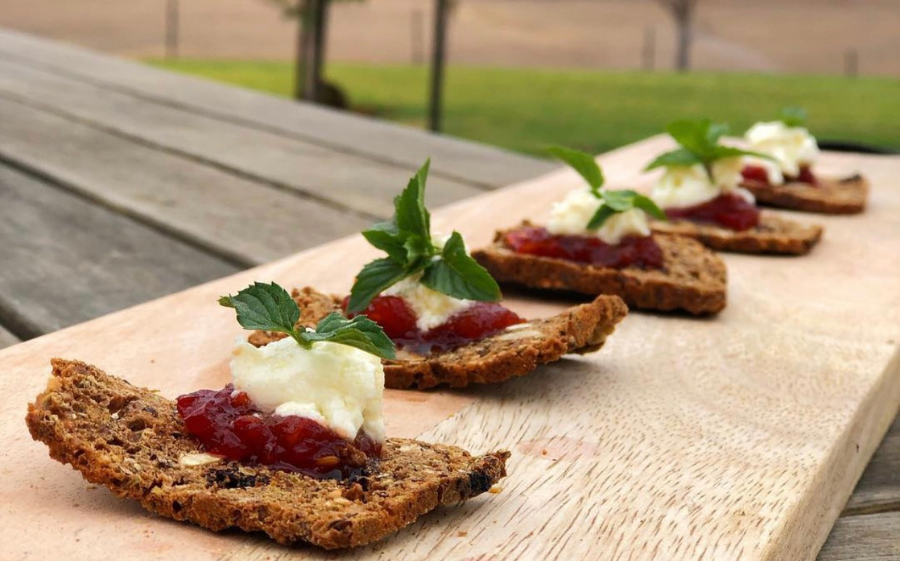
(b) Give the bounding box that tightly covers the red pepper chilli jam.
[741,164,818,187]
[665,192,761,232]
[176,385,381,479]
[343,296,525,355]
[502,226,664,270]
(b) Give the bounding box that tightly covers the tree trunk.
[674,10,692,71]
[294,0,328,102]
[428,0,449,132]
[671,0,695,72]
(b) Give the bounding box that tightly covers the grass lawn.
[146,59,900,157]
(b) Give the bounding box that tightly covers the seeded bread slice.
[741,174,868,214]
[25,359,509,550]
[650,212,823,255]
[251,287,628,390]
[470,227,726,316]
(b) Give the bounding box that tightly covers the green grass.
[146,59,900,156]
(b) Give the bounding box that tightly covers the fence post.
[642,26,655,71]
[411,9,424,66]
[844,48,858,78]
[428,0,449,133]
[165,0,179,59]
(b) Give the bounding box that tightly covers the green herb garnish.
[347,160,501,314]
[549,145,665,229]
[778,106,808,128]
[645,118,773,179]
[220,282,396,359]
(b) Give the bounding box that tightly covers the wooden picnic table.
[0,29,896,560]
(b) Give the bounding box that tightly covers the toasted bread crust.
[650,212,823,255]
[251,287,627,390]
[470,228,726,316]
[741,174,868,214]
[25,359,509,549]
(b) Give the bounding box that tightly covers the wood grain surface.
[0,162,237,338]
[818,512,900,561]
[0,57,484,218]
[0,28,555,189]
[0,96,370,266]
[1,141,897,561]
[0,324,17,349]
[844,415,900,516]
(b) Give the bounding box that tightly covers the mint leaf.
[588,190,666,229]
[650,118,774,171]
[347,258,412,314]
[667,119,715,158]
[587,205,618,229]
[394,159,432,248]
[353,159,505,311]
[711,145,775,162]
[644,148,703,171]
[305,313,396,359]
[361,221,407,262]
[221,282,396,359]
[631,192,667,220]
[706,122,730,145]
[219,282,300,336]
[421,232,501,302]
[548,145,604,195]
[779,106,808,128]
[600,190,635,211]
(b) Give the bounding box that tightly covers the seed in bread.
[741,174,868,214]
[25,359,509,549]
[250,286,628,390]
[471,226,726,316]
[650,212,823,255]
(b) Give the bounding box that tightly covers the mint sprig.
[549,145,665,228]
[645,118,773,176]
[779,106,808,128]
[220,282,396,359]
[347,160,501,314]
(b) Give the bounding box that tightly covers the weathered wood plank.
[818,511,900,561]
[0,28,555,189]
[844,412,900,515]
[0,324,18,349]
[0,57,484,218]
[0,163,237,338]
[0,96,371,266]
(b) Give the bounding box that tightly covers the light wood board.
[1,139,898,561]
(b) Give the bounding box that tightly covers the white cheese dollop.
[651,157,754,209]
[546,188,651,244]
[383,273,472,331]
[745,121,820,181]
[231,337,385,443]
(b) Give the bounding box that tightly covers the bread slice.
[250,287,628,390]
[650,212,823,255]
[470,227,726,316]
[741,174,868,214]
[25,359,509,550]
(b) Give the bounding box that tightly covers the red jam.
[176,385,380,479]
[741,164,818,187]
[343,296,524,355]
[502,225,664,269]
[665,192,760,231]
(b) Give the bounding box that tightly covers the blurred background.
[2,0,897,155]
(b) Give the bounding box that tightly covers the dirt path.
[0,0,897,75]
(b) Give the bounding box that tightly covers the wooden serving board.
[1,137,898,560]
